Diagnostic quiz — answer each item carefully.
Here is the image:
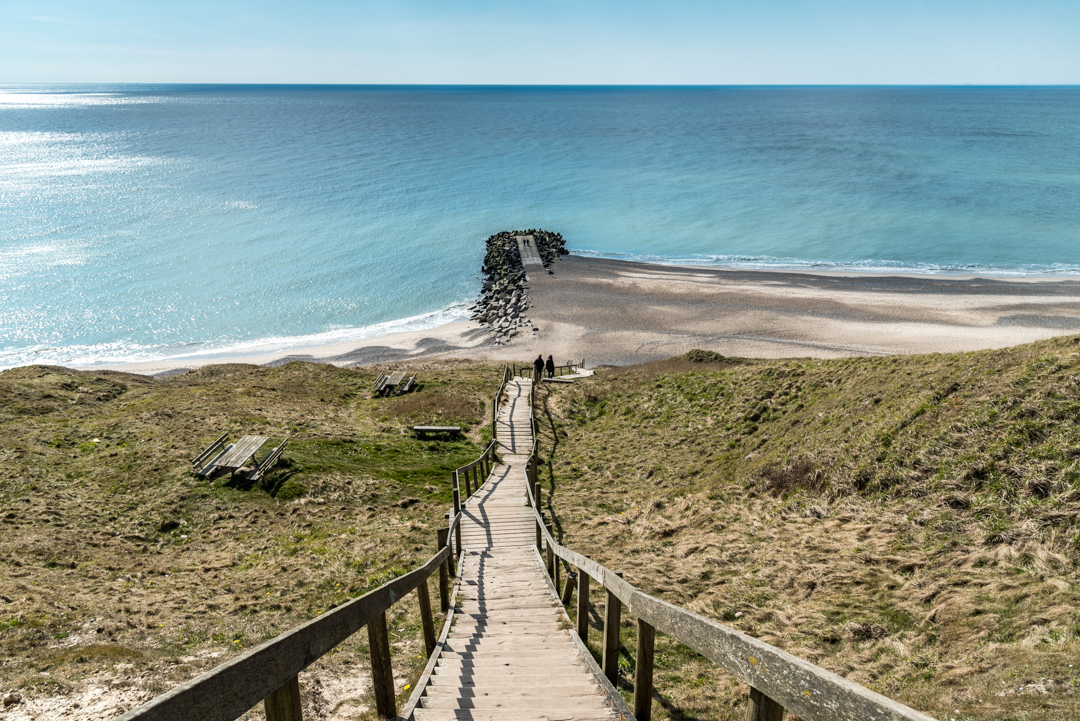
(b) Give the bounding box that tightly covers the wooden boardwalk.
[415,377,618,721]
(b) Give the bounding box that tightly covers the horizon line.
[3,82,1080,89]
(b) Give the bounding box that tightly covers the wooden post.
[577,571,590,641]
[562,571,575,606]
[492,397,497,438]
[554,553,561,592]
[442,513,456,576]
[634,619,655,721]
[602,572,623,685]
[436,528,450,612]
[545,537,554,578]
[367,611,396,719]
[534,481,543,550]
[263,675,302,721]
[452,486,462,556]
[417,577,436,657]
[745,687,785,721]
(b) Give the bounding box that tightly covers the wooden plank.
[263,676,302,721]
[116,546,447,721]
[367,611,396,718]
[418,577,436,657]
[602,572,622,685]
[576,571,590,641]
[634,619,655,721]
[191,433,228,467]
[438,529,450,613]
[215,435,268,470]
[746,687,786,721]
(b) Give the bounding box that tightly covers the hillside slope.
[0,360,496,720]
[543,338,1080,721]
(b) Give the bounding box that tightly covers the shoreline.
[71,253,1080,376]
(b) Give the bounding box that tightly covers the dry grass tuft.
[760,458,824,495]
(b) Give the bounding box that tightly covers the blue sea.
[2,85,1079,370]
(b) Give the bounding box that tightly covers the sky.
[2,0,1079,85]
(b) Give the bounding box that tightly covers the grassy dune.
[0,360,497,720]
[541,338,1080,721]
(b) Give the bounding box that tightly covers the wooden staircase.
[414,376,620,721]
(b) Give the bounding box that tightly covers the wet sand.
[94,255,1080,375]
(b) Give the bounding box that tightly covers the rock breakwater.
[469,229,568,344]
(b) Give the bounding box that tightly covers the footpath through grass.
[0,359,499,720]
[542,338,1080,721]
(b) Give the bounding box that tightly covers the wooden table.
[213,435,268,477]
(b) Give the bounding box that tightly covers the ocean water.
[2,85,1079,369]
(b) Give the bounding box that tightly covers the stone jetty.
[468,229,568,344]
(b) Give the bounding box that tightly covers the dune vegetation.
[0,360,497,720]
[540,338,1080,721]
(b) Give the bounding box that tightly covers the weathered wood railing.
[491,363,510,437]
[450,438,497,553]
[524,388,936,721]
[115,512,460,721]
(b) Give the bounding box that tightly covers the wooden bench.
[413,425,462,439]
[191,433,229,475]
[246,438,289,482]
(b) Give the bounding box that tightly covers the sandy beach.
[94,254,1080,376]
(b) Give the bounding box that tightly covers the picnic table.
[374,370,417,396]
[193,435,267,478]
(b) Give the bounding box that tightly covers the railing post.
[263,675,303,721]
[534,481,542,550]
[417,577,436,657]
[442,516,456,578]
[367,611,396,719]
[745,687,785,721]
[545,529,554,578]
[562,570,575,605]
[436,528,450,612]
[452,485,462,556]
[602,571,623,685]
[634,618,655,721]
[577,571,590,641]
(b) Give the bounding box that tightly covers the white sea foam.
[0,302,472,370]
[570,249,1080,277]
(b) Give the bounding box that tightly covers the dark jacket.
[533,356,545,374]
[545,357,555,373]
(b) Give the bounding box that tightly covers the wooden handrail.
[524,378,935,721]
[116,543,452,721]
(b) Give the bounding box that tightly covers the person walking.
[533,354,545,381]
[545,355,555,379]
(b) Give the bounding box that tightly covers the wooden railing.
[450,438,497,555]
[491,363,510,438]
[115,526,458,721]
[116,424,514,720]
[524,386,937,721]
